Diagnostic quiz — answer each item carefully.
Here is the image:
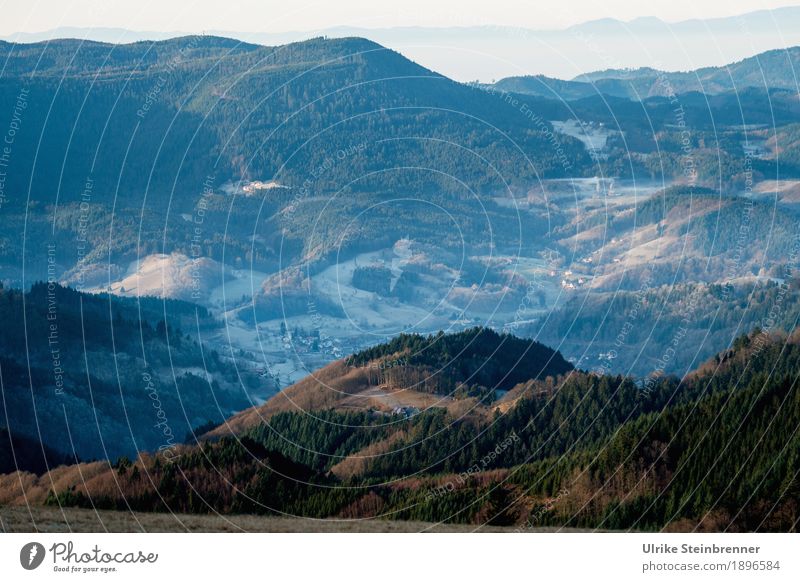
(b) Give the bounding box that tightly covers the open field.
[0,506,574,533]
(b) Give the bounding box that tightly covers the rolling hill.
[208,327,573,435]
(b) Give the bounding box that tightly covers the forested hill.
[347,327,573,391]
[6,327,799,532]
[207,327,574,437]
[0,35,589,210]
[496,46,800,100]
[0,283,250,470]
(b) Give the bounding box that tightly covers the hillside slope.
[566,46,800,98]
[0,284,251,465]
[0,35,589,211]
[3,327,797,531]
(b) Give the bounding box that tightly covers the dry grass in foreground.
[0,506,582,533]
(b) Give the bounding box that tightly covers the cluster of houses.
[560,269,588,290]
[280,328,345,359]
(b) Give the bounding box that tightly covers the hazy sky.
[2,0,799,35]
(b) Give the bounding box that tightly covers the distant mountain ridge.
[209,327,573,437]
[7,6,800,81]
[10,7,800,44]
[0,33,591,296]
[494,46,800,100]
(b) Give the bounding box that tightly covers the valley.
[0,29,799,535]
